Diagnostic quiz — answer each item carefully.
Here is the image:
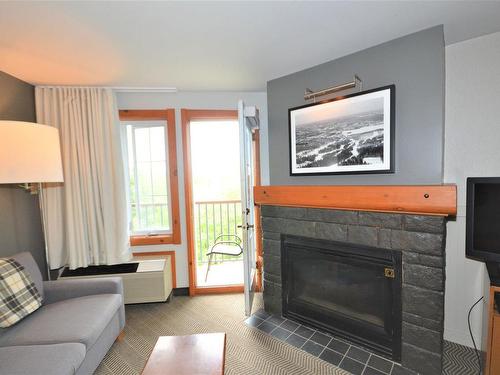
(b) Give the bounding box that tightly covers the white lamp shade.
[0,121,64,183]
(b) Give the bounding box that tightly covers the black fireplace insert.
[281,234,402,360]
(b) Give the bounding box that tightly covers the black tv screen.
[466,177,500,262]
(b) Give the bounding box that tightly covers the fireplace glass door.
[282,235,401,360]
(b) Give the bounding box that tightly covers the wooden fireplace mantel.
[254,185,457,216]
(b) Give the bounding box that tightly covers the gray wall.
[267,26,445,185]
[0,71,47,279]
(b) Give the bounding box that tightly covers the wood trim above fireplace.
[254,185,456,216]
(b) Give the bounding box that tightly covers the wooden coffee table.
[141,333,226,375]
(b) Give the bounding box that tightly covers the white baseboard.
[444,328,478,350]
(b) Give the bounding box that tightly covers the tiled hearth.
[246,308,403,375]
[244,308,479,375]
[260,205,447,375]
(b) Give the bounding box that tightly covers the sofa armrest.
[43,277,124,305]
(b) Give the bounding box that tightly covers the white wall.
[444,31,500,348]
[117,91,268,288]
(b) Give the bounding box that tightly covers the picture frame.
[289,85,395,176]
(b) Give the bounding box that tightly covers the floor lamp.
[0,121,64,280]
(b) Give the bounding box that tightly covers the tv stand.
[485,283,500,375]
[486,262,500,287]
[484,262,500,374]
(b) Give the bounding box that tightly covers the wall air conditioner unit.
[59,258,173,304]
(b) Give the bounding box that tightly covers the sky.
[293,96,384,126]
[190,120,241,202]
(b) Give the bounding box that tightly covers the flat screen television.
[466,177,500,263]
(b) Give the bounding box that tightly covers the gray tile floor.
[246,309,480,375]
[246,309,407,375]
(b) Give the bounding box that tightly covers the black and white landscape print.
[289,86,394,175]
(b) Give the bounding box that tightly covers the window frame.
[119,109,181,246]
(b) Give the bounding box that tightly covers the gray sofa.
[0,252,125,375]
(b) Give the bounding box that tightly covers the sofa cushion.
[0,293,122,349]
[0,343,86,375]
[0,258,42,327]
[11,252,44,300]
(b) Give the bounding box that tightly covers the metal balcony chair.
[205,234,243,282]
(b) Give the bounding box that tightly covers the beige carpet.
[95,293,349,375]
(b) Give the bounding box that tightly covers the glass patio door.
[238,100,259,316]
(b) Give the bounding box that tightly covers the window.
[126,123,170,233]
[119,110,180,245]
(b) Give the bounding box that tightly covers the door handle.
[237,224,254,230]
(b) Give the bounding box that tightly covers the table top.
[141,333,226,375]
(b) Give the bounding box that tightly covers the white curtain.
[35,87,131,269]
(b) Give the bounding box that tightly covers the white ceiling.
[1,1,500,91]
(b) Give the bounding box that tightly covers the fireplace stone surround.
[261,205,447,375]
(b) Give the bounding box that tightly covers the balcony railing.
[130,200,243,265]
[130,201,170,231]
[194,200,243,265]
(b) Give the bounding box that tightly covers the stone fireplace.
[261,205,447,375]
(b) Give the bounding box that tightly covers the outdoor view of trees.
[125,120,243,267]
[126,124,171,234]
[190,120,242,265]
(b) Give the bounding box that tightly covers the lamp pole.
[38,183,52,281]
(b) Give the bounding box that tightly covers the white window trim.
[123,121,173,236]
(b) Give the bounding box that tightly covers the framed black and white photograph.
[289,85,395,175]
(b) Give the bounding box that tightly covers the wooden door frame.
[181,109,262,296]
[182,109,239,296]
[252,129,263,292]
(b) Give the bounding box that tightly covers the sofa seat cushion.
[0,294,122,349]
[0,343,86,375]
